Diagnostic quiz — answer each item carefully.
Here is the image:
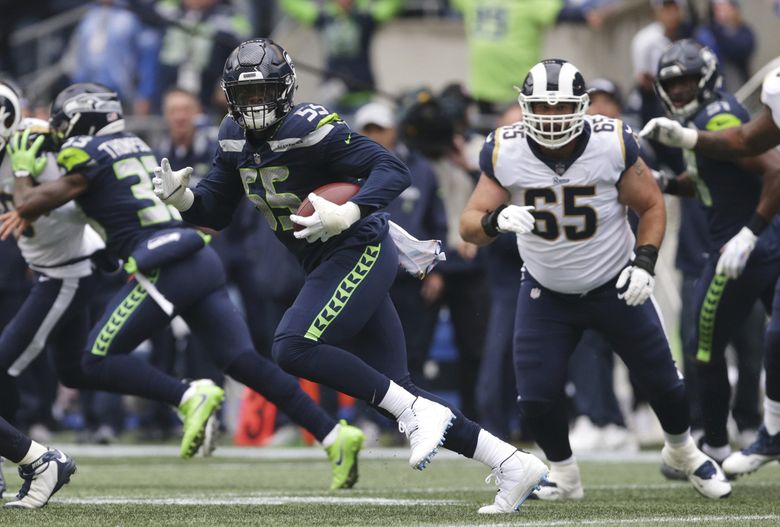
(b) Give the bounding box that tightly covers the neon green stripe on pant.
[91,270,159,356]
[304,243,381,341]
[696,273,728,363]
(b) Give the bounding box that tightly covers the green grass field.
[2,446,778,526]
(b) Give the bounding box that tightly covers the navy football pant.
[0,274,99,390]
[0,288,28,422]
[82,246,336,441]
[694,252,778,447]
[765,279,780,403]
[273,236,481,457]
[0,416,30,464]
[514,273,688,462]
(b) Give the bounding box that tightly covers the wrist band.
[481,204,507,237]
[745,213,769,236]
[633,244,659,275]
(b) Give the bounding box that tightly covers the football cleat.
[397,397,455,470]
[528,461,584,501]
[722,426,780,478]
[4,449,76,509]
[200,414,220,457]
[325,420,365,489]
[178,379,225,459]
[659,462,687,481]
[478,450,549,513]
[662,440,731,499]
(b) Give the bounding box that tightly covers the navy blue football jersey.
[183,103,411,271]
[57,132,183,258]
[685,92,779,249]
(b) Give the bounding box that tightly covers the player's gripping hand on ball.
[291,193,361,243]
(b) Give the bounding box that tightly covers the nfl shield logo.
[530,288,541,299]
[253,153,261,164]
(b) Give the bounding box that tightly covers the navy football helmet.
[49,83,124,144]
[0,80,22,151]
[655,39,722,119]
[518,59,589,149]
[221,38,297,132]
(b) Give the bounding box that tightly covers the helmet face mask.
[221,39,297,132]
[655,39,721,119]
[518,59,589,150]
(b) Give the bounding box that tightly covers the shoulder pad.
[217,116,246,153]
[277,103,341,140]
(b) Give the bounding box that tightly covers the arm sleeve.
[279,0,320,25]
[478,131,498,181]
[322,131,411,212]
[618,121,640,182]
[181,148,245,230]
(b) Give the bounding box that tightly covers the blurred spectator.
[695,0,755,92]
[399,87,489,420]
[156,0,251,116]
[67,0,161,115]
[449,0,563,131]
[354,101,447,389]
[279,0,406,115]
[557,0,622,30]
[587,77,624,118]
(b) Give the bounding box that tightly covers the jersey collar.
[526,120,591,177]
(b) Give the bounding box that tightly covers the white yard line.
[445,515,780,527]
[56,496,459,506]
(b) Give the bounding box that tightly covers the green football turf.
[1,449,778,526]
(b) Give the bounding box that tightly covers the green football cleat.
[326,420,365,490]
[178,380,225,459]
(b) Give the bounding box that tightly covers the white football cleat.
[529,461,585,501]
[4,449,76,509]
[397,397,455,470]
[662,440,731,499]
[478,450,549,513]
[722,426,780,478]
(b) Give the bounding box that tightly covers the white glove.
[716,226,758,279]
[290,193,361,243]
[639,117,698,149]
[152,158,194,211]
[616,266,655,306]
[497,205,536,234]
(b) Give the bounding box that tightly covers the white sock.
[764,398,780,435]
[701,442,731,461]
[549,456,577,469]
[321,424,340,448]
[472,429,517,468]
[377,381,417,418]
[664,429,692,449]
[19,440,48,466]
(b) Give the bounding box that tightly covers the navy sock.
[225,350,336,442]
[0,416,31,464]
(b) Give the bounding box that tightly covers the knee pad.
[516,399,556,420]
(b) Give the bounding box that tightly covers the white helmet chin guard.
[518,59,589,150]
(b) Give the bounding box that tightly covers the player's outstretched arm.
[14,173,88,222]
[460,173,513,246]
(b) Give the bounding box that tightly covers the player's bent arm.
[14,172,88,221]
[697,110,780,158]
[617,157,665,249]
[180,157,245,231]
[731,147,780,223]
[460,173,511,246]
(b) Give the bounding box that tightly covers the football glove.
[616,245,658,306]
[7,129,47,178]
[290,193,361,243]
[496,205,536,234]
[716,226,757,279]
[639,117,698,149]
[152,158,194,211]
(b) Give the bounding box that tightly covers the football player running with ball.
[1,82,364,490]
[154,38,549,514]
[642,63,780,479]
[460,59,731,500]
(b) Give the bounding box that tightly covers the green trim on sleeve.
[57,147,91,173]
[705,113,743,132]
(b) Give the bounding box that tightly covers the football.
[293,182,361,231]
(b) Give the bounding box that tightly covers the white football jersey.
[761,66,780,130]
[483,115,637,294]
[0,153,104,279]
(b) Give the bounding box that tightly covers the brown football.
[294,182,361,231]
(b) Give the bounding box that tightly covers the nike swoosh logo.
[335,443,344,466]
[192,394,207,414]
[56,451,68,463]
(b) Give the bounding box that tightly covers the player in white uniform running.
[641,66,780,478]
[0,81,76,509]
[460,59,731,500]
